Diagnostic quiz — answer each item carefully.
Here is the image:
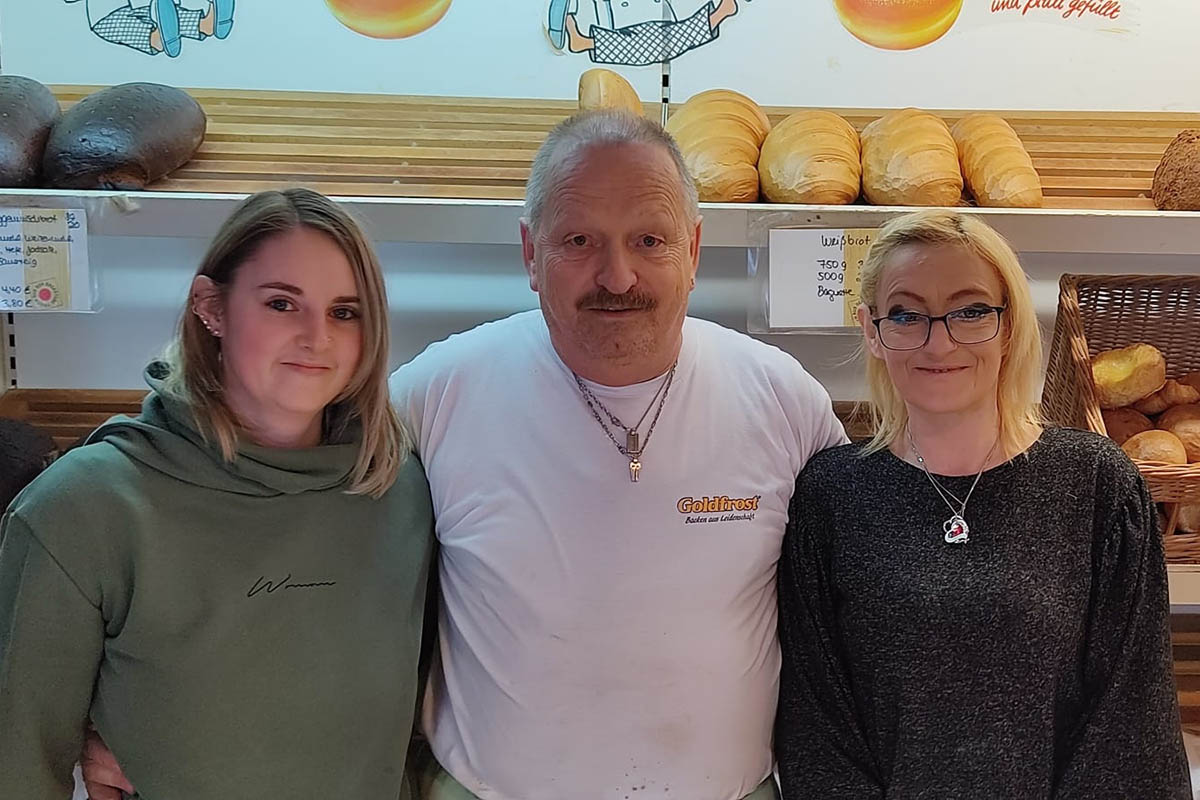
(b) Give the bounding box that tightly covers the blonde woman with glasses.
[775,209,1189,798]
[0,189,434,798]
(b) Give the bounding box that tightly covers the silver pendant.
[943,515,970,544]
[629,458,641,482]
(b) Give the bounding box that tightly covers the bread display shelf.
[38,85,1200,209]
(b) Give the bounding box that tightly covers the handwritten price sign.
[0,208,87,311]
[767,228,875,329]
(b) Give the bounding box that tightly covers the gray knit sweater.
[776,426,1190,799]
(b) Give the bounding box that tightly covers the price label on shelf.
[767,227,875,328]
[0,208,87,311]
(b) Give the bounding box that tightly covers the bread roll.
[666,89,770,203]
[1122,430,1188,464]
[578,69,643,115]
[1152,130,1200,211]
[1179,372,1200,394]
[43,83,206,190]
[1178,503,1200,534]
[1158,403,1200,462]
[1102,407,1154,446]
[0,76,60,188]
[758,111,861,204]
[1133,379,1200,415]
[1091,344,1167,410]
[950,113,1042,208]
[861,108,962,206]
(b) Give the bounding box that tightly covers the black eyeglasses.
[871,304,1007,351]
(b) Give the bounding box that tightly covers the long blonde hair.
[160,188,408,498]
[858,209,1043,457]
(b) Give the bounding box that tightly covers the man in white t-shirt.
[393,111,848,800]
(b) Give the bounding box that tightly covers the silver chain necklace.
[906,426,998,545]
[574,363,677,483]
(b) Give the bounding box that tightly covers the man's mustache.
[578,289,656,311]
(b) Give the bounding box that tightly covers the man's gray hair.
[523,110,700,231]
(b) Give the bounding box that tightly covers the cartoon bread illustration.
[833,0,963,50]
[325,0,452,39]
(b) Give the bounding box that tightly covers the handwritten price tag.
[0,208,86,311]
[767,228,875,329]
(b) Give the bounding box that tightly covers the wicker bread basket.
[1042,273,1200,561]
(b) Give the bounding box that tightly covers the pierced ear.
[191,275,224,336]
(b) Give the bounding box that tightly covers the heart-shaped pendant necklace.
[907,427,998,546]
[943,514,970,544]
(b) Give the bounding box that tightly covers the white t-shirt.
[390,311,847,800]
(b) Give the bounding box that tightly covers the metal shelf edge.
[3,190,1200,253]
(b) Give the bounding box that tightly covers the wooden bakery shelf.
[45,86,1200,209]
[3,86,1200,252]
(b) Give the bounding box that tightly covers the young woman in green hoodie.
[0,188,435,799]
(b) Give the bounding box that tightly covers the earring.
[200,317,221,338]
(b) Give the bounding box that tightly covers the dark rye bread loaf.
[1153,129,1200,211]
[0,417,58,511]
[0,76,60,187]
[43,83,206,190]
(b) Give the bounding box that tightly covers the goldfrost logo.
[677,495,761,525]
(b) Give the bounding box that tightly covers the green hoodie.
[0,375,434,799]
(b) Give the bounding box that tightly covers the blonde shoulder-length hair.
[160,188,409,498]
[858,209,1043,457]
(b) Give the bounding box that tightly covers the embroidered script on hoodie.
[247,574,338,598]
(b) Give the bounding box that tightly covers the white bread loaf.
[758,111,861,204]
[666,89,770,203]
[951,113,1042,208]
[861,108,962,206]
